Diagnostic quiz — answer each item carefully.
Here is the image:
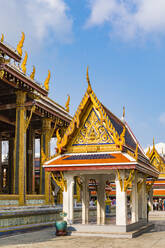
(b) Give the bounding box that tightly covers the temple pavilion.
[44,70,159,231]
[146,141,165,202]
[0,33,71,206]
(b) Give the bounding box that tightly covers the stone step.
[68,223,154,239]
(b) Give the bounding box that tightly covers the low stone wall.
[0,195,46,207]
[0,206,97,233]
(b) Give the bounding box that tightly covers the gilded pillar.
[27,126,35,194]
[40,118,51,201]
[14,91,27,205]
[8,138,14,194]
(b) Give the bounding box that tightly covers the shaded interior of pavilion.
[49,170,153,230]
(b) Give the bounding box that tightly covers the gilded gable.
[72,108,114,146]
[152,157,160,169]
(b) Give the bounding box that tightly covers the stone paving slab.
[0,221,165,248]
[0,216,164,248]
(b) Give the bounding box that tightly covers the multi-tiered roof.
[0,33,72,139]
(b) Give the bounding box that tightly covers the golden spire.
[30,66,35,80]
[123,106,125,119]
[86,66,92,94]
[44,70,50,91]
[146,146,150,157]
[17,32,25,57]
[162,147,164,155]
[21,51,28,74]
[153,137,155,150]
[1,33,4,43]
[65,95,70,112]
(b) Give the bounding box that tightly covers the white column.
[141,178,147,221]
[97,175,105,225]
[82,176,89,224]
[148,188,153,211]
[115,171,127,226]
[138,184,142,220]
[63,174,74,224]
[132,171,139,223]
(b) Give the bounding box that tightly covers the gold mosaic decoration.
[72,108,114,146]
[152,157,161,171]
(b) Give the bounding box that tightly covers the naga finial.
[123,106,125,119]
[65,94,70,112]
[44,70,50,91]
[21,51,28,74]
[122,106,125,121]
[17,32,25,57]
[86,66,92,94]
[1,33,4,43]
[30,66,35,80]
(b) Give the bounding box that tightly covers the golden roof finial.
[17,32,25,57]
[162,147,164,155]
[21,51,28,74]
[65,94,70,112]
[153,137,155,150]
[30,66,35,80]
[86,66,92,94]
[146,146,150,157]
[123,106,125,119]
[1,33,4,43]
[44,70,50,91]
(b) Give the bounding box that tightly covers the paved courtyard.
[1,219,165,248]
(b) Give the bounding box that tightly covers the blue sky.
[1,0,165,149]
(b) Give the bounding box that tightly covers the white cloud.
[86,0,165,41]
[144,142,165,155]
[0,0,73,48]
[159,112,165,125]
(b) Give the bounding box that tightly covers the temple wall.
[0,207,96,234]
[0,195,45,207]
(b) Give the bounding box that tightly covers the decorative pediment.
[72,108,114,146]
[151,157,160,169]
[56,68,126,154]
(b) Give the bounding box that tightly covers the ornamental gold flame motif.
[72,108,114,146]
[17,32,25,57]
[44,70,50,91]
[30,66,35,80]
[1,33,4,43]
[21,51,28,74]
[65,95,70,112]
[86,66,92,94]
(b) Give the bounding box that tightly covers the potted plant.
[55,212,67,236]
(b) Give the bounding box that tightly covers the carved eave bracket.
[41,148,47,164]
[146,179,155,193]
[117,169,135,192]
[51,172,67,192]
[0,70,4,79]
[123,169,135,192]
[25,105,35,131]
[48,119,57,143]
